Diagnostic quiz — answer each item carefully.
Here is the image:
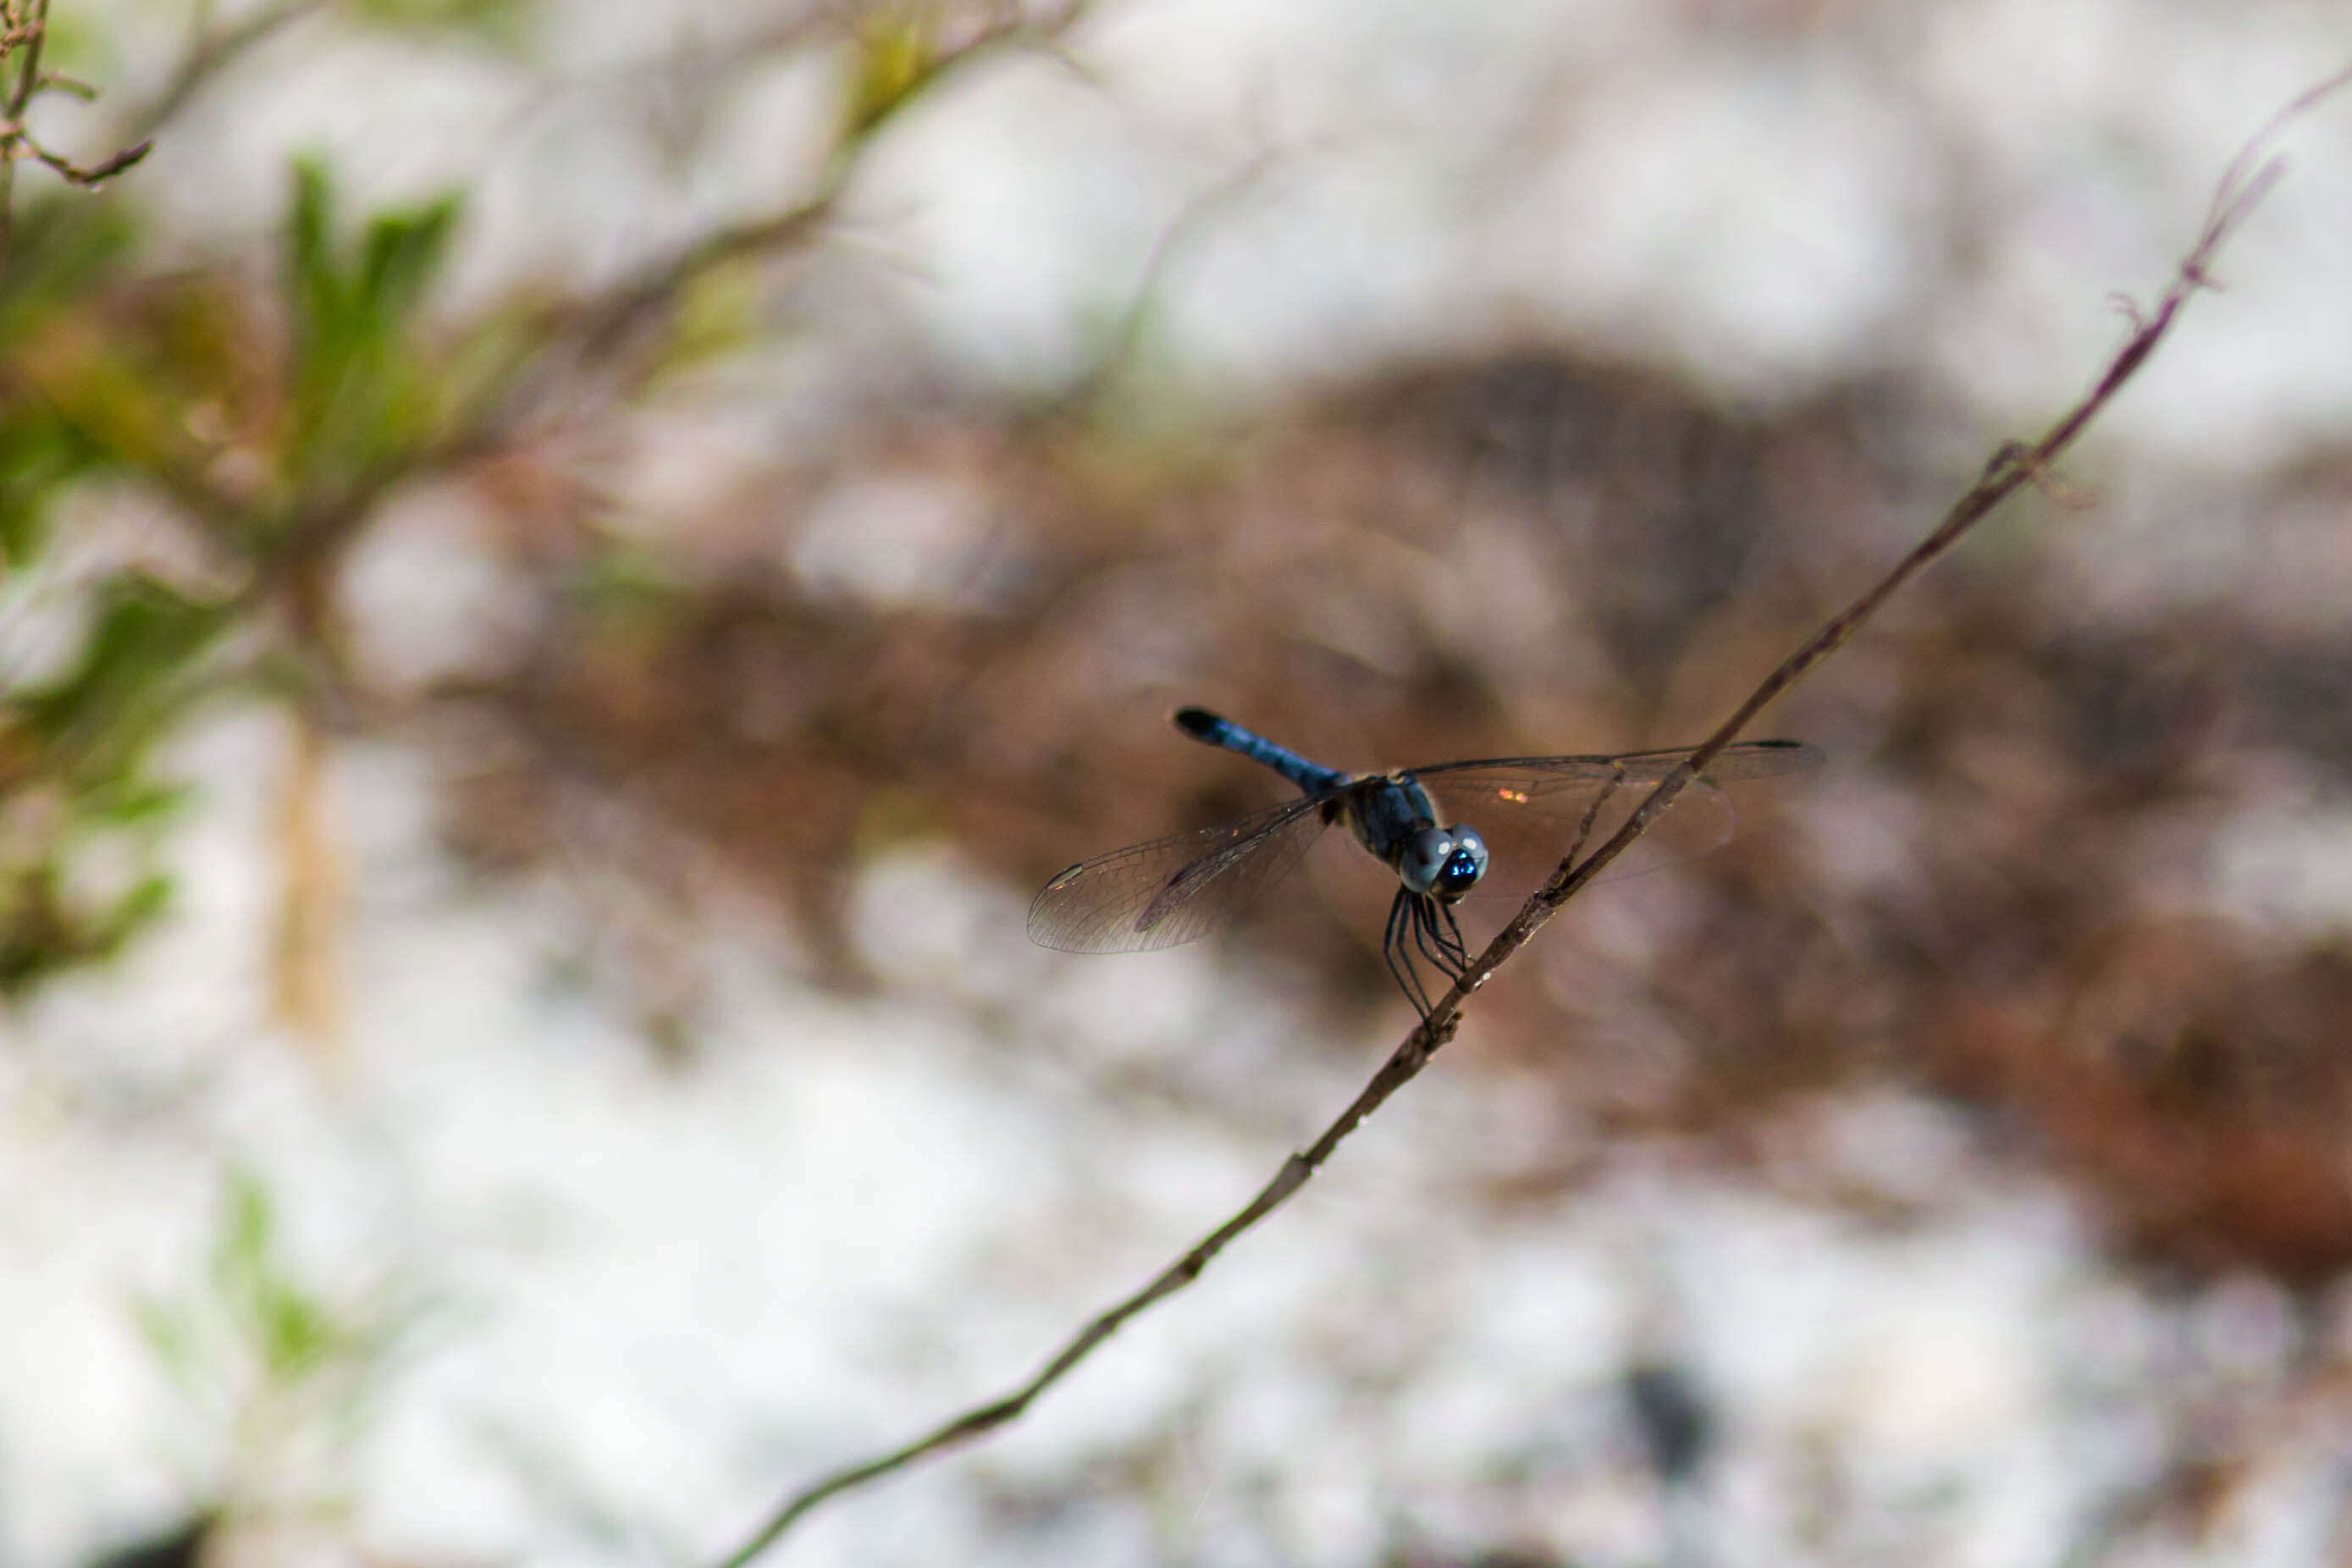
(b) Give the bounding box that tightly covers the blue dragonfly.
[1029,708,1822,1018]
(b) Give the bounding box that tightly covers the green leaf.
[94,871,174,939]
[654,258,763,381]
[288,159,345,345]
[258,1279,342,1381]
[212,1167,275,1306]
[12,572,224,765]
[0,855,178,993]
[281,159,466,490]
[842,10,943,141]
[80,776,190,829]
[0,411,103,567]
[0,195,140,346]
[133,1291,205,1397]
[358,196,461,332]
[347,0,535,49]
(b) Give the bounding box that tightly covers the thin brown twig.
[120,0,329,144]
[22,133,151,183]
[701,64,2352,1568]
[0,0,39,275]
[5,0,48,119]
[1052,149,1282,416]
[0,0,154,280]
[476,2,1092,446]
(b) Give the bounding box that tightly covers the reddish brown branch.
[0,0,152,280]
[21,131,150,183]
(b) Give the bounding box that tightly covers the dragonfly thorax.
[1343,775,1491,903]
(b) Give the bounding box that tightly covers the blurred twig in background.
[119,0,332,146]
[0,0,150,280]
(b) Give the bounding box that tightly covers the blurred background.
[5,2,2352,1565]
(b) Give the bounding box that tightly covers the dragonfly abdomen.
[1173,707,1351,796]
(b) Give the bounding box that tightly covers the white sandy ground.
[3,714,2349,1568]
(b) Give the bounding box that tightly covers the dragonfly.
[1029,707,1823,1019]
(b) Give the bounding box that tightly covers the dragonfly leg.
[1406,892,1471,984]
[1383,888,1438,1021]
[1382,890,1475,1024]
[1433,898,1471,978]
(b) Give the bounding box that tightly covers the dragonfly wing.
[1027,796,1333,953]
[1411,742,1822,900]
[1409,739,1824,787]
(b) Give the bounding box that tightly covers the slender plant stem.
[0,0,152,283]
[0,0,43,278]
[6,0,47,119]
[704,63,2352,1568]
[122,0,327,145]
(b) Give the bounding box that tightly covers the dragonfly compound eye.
[1434,826,1488,901]
[1399,826,1459,894]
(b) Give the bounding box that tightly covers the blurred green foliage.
[1,191,182,991]
[844,9,946,141]
[0,0,1054,1007]
[0,197,138,346]
[284,158,465,500]
[348,0,534,48]
[0,404,102,569]
[1,154,465,997]
[135,1167,415,1508]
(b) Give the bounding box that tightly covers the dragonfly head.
[1400,825,1489,903]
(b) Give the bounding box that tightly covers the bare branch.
[120,0,329,144]
[702,63,2352,1568]
[4,0,47,119]
[1051,147,1281,417]
[483,1,1096,437]
[0,0,50,276]
[25,130,150,184]
[0,0,154,279]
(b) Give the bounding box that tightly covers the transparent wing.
[1027,795,1334,953]
[1410,741,1823,900]
[1410,740,1824,789]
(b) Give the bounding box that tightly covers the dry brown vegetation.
[422,344,2352,1286]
